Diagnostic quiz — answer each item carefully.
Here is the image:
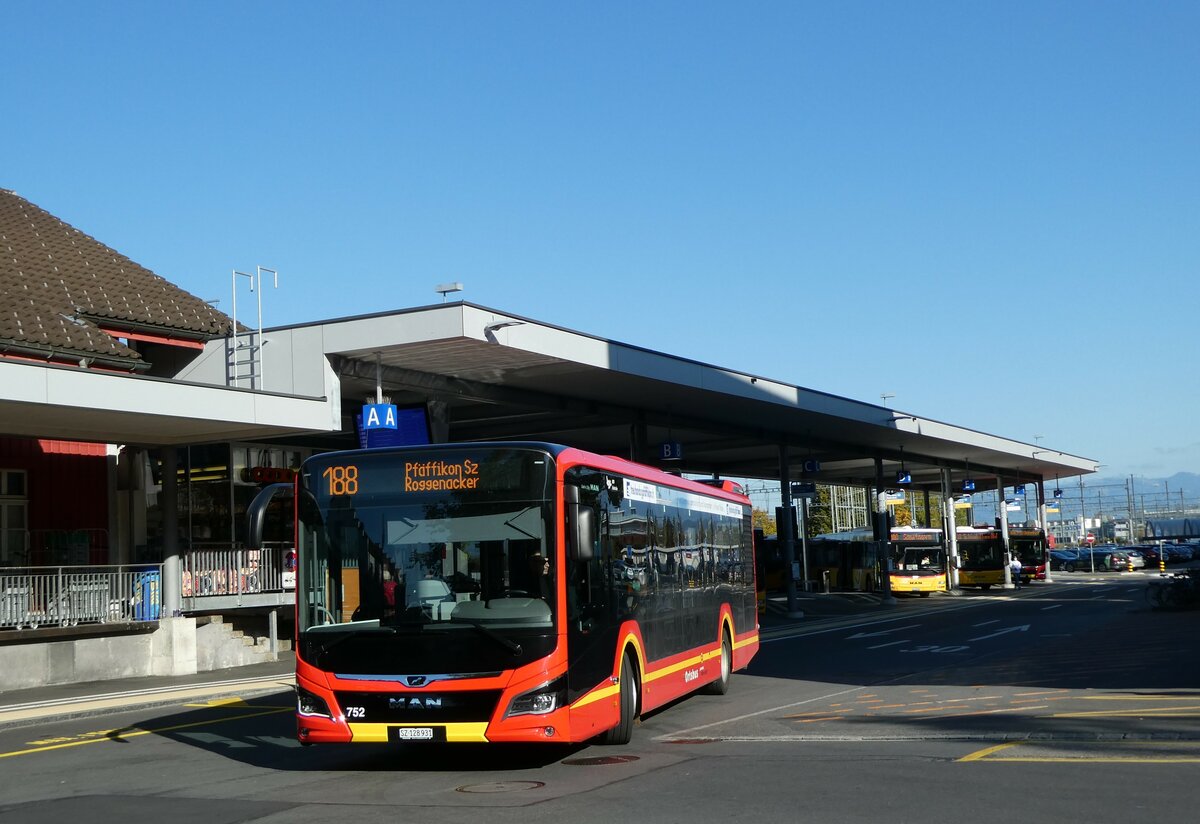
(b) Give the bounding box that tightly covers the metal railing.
[0,542,293,631]
[0,565,162,630]
[181,542,293,604]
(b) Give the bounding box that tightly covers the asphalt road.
[2,573,1198,824]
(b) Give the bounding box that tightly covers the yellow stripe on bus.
[570,627,757,711]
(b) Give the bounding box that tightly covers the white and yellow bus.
[888,527,947,596]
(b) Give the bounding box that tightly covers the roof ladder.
[226,266,278,389]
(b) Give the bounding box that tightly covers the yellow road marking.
[1080,695,1200,701]
[1,707,291,759]
[964,741,1200,764]
[986,756,1200,763]
[959,741,1021,761]
[1049,706,1200,719]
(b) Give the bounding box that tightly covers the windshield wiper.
[451,618,523,656]
[310,629,362,667]
[310,623,407,666]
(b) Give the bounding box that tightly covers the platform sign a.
[362,403,398,430]
[356,405,431,449]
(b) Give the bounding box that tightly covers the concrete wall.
[0,617,201,692]
[0,616,287,693]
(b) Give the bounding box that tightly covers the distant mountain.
[1088,472,1200,515]
[1109,472,1200,498]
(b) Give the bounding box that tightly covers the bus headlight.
[505,676,567,718]
[297,685,333,718]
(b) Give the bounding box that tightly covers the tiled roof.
[0,189,233,367]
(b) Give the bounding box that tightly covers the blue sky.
[5,2,1197,479]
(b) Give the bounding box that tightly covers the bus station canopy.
[252,302,1097,494]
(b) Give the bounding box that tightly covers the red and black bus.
[1008,526,1048,582]
[248,442,758,746]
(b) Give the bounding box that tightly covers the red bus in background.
[249,442,758,746]
[1009,526,1049,582]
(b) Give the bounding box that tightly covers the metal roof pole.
[1039,479,1053,583]
[942,467,961,591]
[875,457,897,605]
[1000,475,1015,588]
[779,445,803,619]
[160,446,181,616]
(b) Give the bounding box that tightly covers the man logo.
[404,676,428,687]
[389,696,443,710]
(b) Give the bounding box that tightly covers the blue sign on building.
[362,403,398,430]
[660,442,683,460]
[356,405,431,449]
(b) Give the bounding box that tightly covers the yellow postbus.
[956,526,1005,589]
[888,527,947,596]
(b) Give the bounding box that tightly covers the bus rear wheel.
[702,631,732,695]
[600,652,637,745]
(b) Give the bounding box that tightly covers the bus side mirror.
[564,485,595,562]
[246,482,294,549]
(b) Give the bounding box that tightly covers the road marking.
[0,706,291,759]
[959,741,1021,761]
[972,620,999,627]
[867,640,910,650]
[968,624,1030,642]
[657,684,867,740]
[847,625,919,640]
[1049,706,1200,718]
[1080,694,1200,701]
[1041,604,1062,611]
[961,741,1200,763]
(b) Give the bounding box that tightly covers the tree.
[803,486,834,538]
[752,508,776,536]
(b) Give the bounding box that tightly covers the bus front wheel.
[600,652,638,745]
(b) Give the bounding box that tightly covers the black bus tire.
[600,652,637,745]
[702,630,732,696]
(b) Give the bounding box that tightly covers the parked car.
[1107,548,1134,570]
[1132,545,1160,566]
[1124,549,1146,570]
[1062,547,1120,572]
[1162,545,1192,564]
[1173,544,1198,561]
[1049,549,1078,571]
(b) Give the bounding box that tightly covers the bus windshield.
[1009,533,1046,565]
[895,546,945,573]
[297,447,556,645]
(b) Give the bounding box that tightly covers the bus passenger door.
[564,480,619,709]
[566,550,617,698]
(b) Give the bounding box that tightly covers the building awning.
[0,359,337,446]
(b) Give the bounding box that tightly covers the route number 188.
[322,465,359,496]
